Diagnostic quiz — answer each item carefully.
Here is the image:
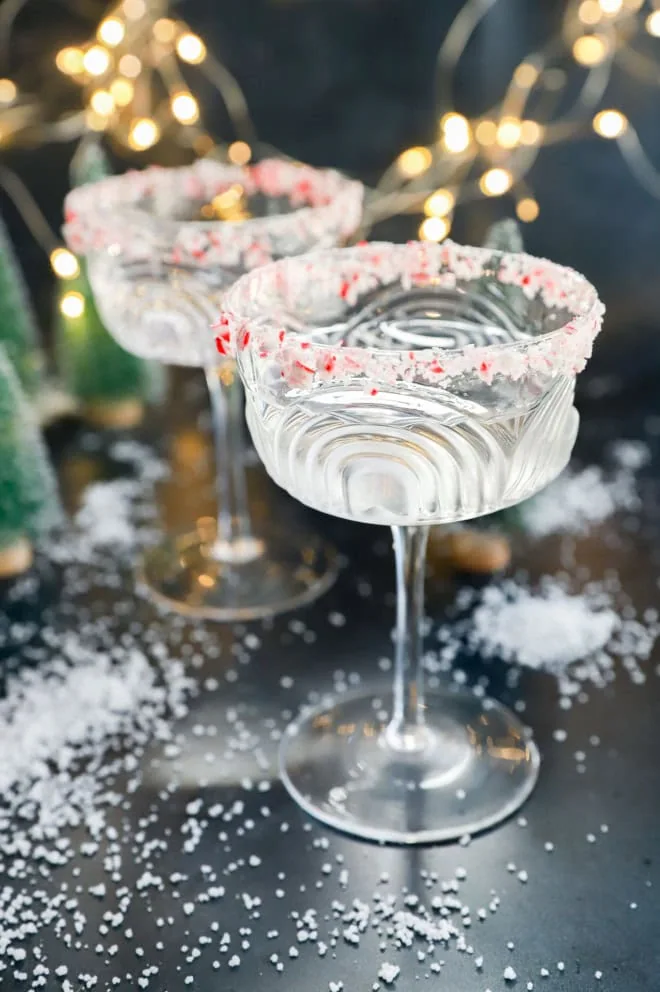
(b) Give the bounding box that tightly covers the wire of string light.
[362,0,660,240]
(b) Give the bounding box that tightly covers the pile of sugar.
[470,583,619,673]
[519,440,648,538]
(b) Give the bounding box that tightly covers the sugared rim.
[218,240,605,385]
[63,158,364,270]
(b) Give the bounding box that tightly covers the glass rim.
[219,240,605,384]
[63,158,364,268]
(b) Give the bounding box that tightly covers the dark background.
[3,0,660,385]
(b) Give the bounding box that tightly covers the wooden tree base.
[82,398,144,429]
[0,537,33,578]
[431,527,511,575]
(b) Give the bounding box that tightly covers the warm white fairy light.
[128,117,160,150]
[516,197,540,222]
[118,54,141,78]
[496,117,522,149]
[109,78,134,106]
[56,47,84,75]
[60,291,85,318]
[419,216,451,242]
[579,0,603,24]
[122,0,146,20]
[0,79,17,105]
[441,113,471,153]
[593,108,628,137]
[513,62,539,87]
[83,46,111,77]
[90,90,115,116]
[475,119,497,146]
[599,0,623,14]
[424,189,455,218]
[176,33,206,65]
[646,10,660,35]
[50,248,80,279]
[97,17,125,48]
[397,146,432,177]
[572,35,609,66]
[153,18,177,43]
[520,120,543,145]
[171,92,199,124]
[480,167,513,197]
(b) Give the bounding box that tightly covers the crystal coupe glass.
[63,159,363,620]
[221,240,604,843]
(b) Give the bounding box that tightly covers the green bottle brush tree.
[0,344,62,577]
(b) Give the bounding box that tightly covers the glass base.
[138,517,338,621]
[280,687,540,845]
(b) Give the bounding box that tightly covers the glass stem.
[386,525,430,753]
[204,364,253,552]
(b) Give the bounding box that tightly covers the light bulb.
[0,79,16,105]
[128,117,160,150]
[110,78,134,106]
[176,33,206,64]
[479,167,513,197]
[97,17,125,47]
[56,47,84,75]
[579,0,602,24]
[153,18,177,43]
[646,10,660,35]
[90,89,115,116]
[513,62,539,87]
[50,248,80,279]
[60,291,85,318]
[441,112,471,153]
[593,109,627,138]
[572,35,609,66]
[599,0,622,14]
[424,189,455,218]
[396,146,432,178]
[475,119,497,146]
[171,91,199,124]
[228,141,252,166]
[83,46,111,77]
[496,116,522,149]
[516,197,540,222]
[520,120,543,146]
[419,217,450,242]
[118,54,141,78]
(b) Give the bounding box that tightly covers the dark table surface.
[2,363,660,992]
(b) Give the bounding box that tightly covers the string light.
[419,216,451,242]
[396,146,432,177]
[572,35,609,66]
[90,90,115,116]
[85,110,108,132]
[228,141,252,166]
[128,117,160,150]
[171,91,199,124]
[593,108,628,137]
[496,117,522,149]
[50,248,80,279]
[83,46,111,77]
[176,33,207,65]
[424,189,455,218]
[0,79,17,105]
[109,78,134,106]
[516,197,540,222]
[441,112,471,153]
[60,291,85,319]
[479,167,513,197]
[118,54,141,78]
[97,17,125,48]
[646,11,660,36]
[153,18,177,43]
[56,47,85,75]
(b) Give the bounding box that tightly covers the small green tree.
[0,211,45,396]
[57,139,165,425]
[0,344,62,574]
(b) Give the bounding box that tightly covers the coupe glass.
[63,158,363,621]
[221,240,604,844]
